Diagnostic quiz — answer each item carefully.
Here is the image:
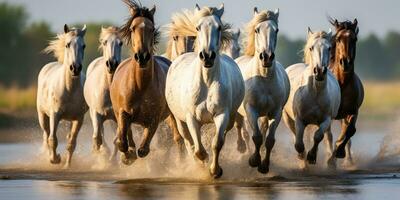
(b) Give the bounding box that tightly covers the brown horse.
[327,18,364,165]
[110,0,178,164]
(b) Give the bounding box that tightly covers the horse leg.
[166,114,185,155]
[90,109,103,153]
[234,113,247,153]
[210,112,229,179]
[109,121,119,162]
[294,117,306,160]
[307,117,331,164]
[344,139,354,166]
[116,112,135,165]
[325,125,336,168]
[259,112,281,174]
[48,113,61,164]
[186,115,208,161]
[283,110,296,146]
[335,114,357,158]
[64,117,83,168]
[38,111,50,154]
[246,106,262,167]
[175,120,195,156]
[137,123,158,158]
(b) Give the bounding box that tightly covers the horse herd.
[36,0,364,179]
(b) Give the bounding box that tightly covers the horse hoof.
[236,140,247,154]
[62,163,71,169]
[335,147,346,158]
[297,152,305,160]
[50,154,61,164]
[137,147,150,158]
[210,167,223,179]
[306,152,317,164]
[257,162,269,174]
[195,150,209,161]
[249,153,261,167]
[120,148,137,165]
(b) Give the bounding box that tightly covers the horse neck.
[132,58,154,91]
[63,64,81,92]
[196,55,221,87]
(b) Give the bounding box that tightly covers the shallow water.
[0,120,400,200]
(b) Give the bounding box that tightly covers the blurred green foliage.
[0,2,399,87]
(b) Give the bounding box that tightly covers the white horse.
[38,24,88,168]
[282,28,341,167]
[235,8,290,174]
[84,26,123,160]
[165,4,245,178]
[221,29,241,59]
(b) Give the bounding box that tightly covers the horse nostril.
[199,51,205,60]
[210,51,216,60]
[270,53,275,61]
[106,60,110,67]
[134,53,140,61]
[259,53,264,60]
[70,65,74,71]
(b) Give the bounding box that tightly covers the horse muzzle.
[340,58,354,71]
[313,66,327,81]
[259,52,275,68]
[106,59,119,73]
[134,52,151,68]
[70,63,82,77]
[199,50,216,68]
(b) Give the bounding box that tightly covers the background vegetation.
[0,2,399,118]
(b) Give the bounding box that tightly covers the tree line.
[0,3,399,87]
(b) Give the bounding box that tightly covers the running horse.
[327,18,364,166]
[110,0,178,165]
[165,4,245,178]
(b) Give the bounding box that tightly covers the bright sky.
[3,0,399,39]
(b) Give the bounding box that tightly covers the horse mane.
[193,6,233,51]
[120,0,160,50]
[43,27,85,63]
[304,31,331,65]
[99,26,120,50]
[244,10,279,56]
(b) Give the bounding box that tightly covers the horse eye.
[328,47,331,51]
[103,41,107,46]
[173,36,179,41]
[309,46,314,51]
[66,42,71,48]
[119,41,123,46]
[196,26,200,31]
[82,44,86,49]
[276,28,279,33]
[255,28,259,34]
[217,26,221,31]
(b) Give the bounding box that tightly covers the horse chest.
[245,80,280,116]
[192,84,227,122]
[296,93,330,124]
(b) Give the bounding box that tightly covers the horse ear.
[81,24,87,35]
[334,19,339,29]
[355,27,359,35]
[254,7,258,16]
[215,3,224,18]
[64,24,69,33]
[129,7,136,15]
[307,27,313,37]
[195,4,201,11]
[353,18,358,28]
[150,5,156,16]
[274,8,279,17]
[101,26,106,32]
[236,29,241,38]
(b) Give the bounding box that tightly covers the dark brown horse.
[328,18,364,165]
[110,0,179,164]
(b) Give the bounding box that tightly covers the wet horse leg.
[137,123,158,158]
[186,115,208,161]
[90,109,104,152]
[210,112,229,179]
[294,117,306,160]
[259,112,281,174]
[116,112,136,165]
[175,120,194,156]
[246,106,262,167]
[335,114,357,158]
[48,113,61,164]
[64,117,83,168]
[166,114,185,155]
[325,125,336,168]
[234,113,247,153]
[307,117,331,164]
[109,121,119,161]
[38,111,50,154]
[344,139,354,166]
